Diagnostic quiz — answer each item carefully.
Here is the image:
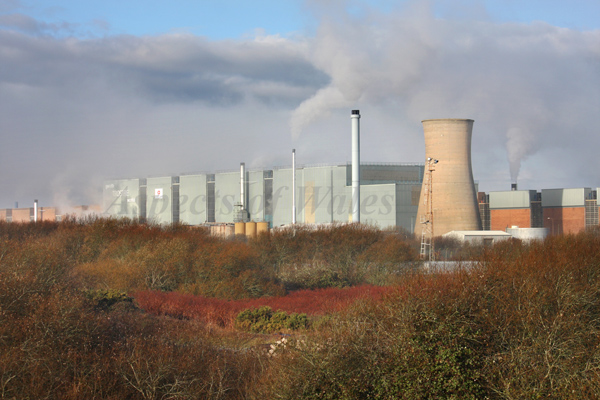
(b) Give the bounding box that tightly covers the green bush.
[84,288,134,310]
[235,306,308,333]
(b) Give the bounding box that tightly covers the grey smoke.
[0,1,599,209]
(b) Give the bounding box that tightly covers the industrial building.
[103,162,425,232]
[5,111,600,240]
[0,204,101,223]
[487,189,543,230]
[479,187,599,236]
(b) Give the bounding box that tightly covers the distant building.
[103,163,425,232]
[0,206,58,222]
[488,190,543,231]
[542,188,598,235]
[443,230,512,245]
[0,204,101,223]
[479,188,599,236]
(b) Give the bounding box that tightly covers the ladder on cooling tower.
[420,216,432,260]
[419,160,434,261]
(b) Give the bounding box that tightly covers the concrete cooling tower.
[415,119,482,237]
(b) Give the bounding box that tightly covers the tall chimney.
[292,149,297,224]
[240,163,246,211]
[34,199,38,222]
[351,110,360,223]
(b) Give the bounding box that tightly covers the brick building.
[487,190,543,231]
[542,188,597,235]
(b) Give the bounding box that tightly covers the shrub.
[235,306,308,333]
[84,288,134,311]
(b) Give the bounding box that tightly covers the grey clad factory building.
[96,111,600,240]
[103,163,424,232]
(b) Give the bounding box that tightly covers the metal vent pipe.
[240,163,246,211]
[351,110,361,223]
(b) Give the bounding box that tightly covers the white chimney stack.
[240,163,246,211]
[351,110,360,223]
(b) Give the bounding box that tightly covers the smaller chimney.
[511,182,517,191]
[240,163,246,211]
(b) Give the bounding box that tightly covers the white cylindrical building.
[415,119,482,237]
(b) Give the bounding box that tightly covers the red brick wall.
[11,208,31,222]
[39,207,57,221]
[490,208,531,231]
[544,207,585,235]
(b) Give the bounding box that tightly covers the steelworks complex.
[1,116,599,239]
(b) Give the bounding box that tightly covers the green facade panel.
[103,178,144,219]
[179,174,207,225]
[146,176,174,224]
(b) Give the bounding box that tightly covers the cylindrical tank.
[257,221,269,235]
[245,221,257,238]
[415,119,482,237]
[224,224,235,237]
[234,222,246,235]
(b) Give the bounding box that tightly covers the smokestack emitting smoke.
[511,182,518,191]
[292,149,296,224]
[351,110,360,223]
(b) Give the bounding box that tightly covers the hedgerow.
[2,218,600,399]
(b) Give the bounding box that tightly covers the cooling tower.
[415,119,482,237]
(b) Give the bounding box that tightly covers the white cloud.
[0,1,599,208]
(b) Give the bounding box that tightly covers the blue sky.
[7,0,600,38]
[0,0,599,208]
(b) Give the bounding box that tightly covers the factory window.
[264,171,273,227]
[172,185,180,223]
[479,201,490,231]
[531,201,543,228]
[585,199,598,229]
[139,187,147,222]
[207,179,215,223]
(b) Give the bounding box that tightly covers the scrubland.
[1,218,599,399]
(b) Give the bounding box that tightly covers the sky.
[1,0,599,210]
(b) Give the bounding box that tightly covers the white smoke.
[289,1,600,189]
[290,1,437,138]
[505,127,538,183]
